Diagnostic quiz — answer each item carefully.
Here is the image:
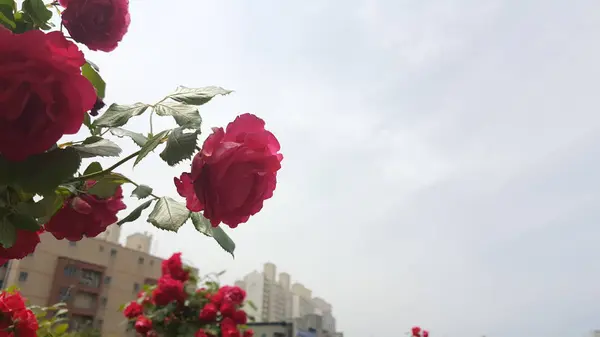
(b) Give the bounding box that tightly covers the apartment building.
[0,224,198,337]
[235,263,337,335]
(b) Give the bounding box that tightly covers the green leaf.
[131,185,153,199]
[159,128,199,166]
[72,138,122,158]
[117,199,154,226]
[0,218,17,249]
[167,86,233,105]
[87,173,128,198]
[81,63,106,99]
[16,193,65,223]
[110,128,148,147]
[83,162,103,176]
[135,130,169,166]
[21,0,51,29]
[147,197,190,232]
[54,323,68,335]
[190,213,235,257]
[8,213,40,231]
[153,102,202,129]
[0,11,15,29]
[93,103,150,128]
[3,147,81,195]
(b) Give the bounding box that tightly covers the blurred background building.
[235,263,342,337]
[0,224,198,337]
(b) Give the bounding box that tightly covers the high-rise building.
[236,263,336,332]
[0,228,197,337]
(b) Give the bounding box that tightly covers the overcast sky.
[77,0,600,336]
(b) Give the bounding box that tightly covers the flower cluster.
[0,291,38,337]
[122,253,253,337]
[411,326,429,337]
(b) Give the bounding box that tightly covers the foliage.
[0,0,286,264]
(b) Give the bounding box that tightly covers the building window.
[99,245,104,252]
[69,241,77,247]
[64,265,78,277]
[149,260,154,266]
[104,276,111,285]
[110,248,117,257]
[101,297,107,307]
[0,280,3,288]
[96,319,103,329]
[138,257,144,265]
[133,283,140,293]
[59,287,71,301]
[79,269,101,288]
[18,272,28,282]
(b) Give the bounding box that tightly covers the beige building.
[0,224,197,337]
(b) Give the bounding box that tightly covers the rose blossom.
[161,252,189,281]
[152,275,186,306]
[198,303,218,321]
[134,316,152,334]
[0,29,96,161]
[0,291,38,337]
[175,113,283,228]
[412,327,421,337]
[45,182,126,241]
[60,0,131,52]
[243,330,254,337]
[0,229,42,264]
[123,301,143,318]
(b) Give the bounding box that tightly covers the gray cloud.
[73,0,600,336]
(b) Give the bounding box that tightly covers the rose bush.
[121,252,254,337]
[0,290,38,337]
[0,0,282,266]
[411,326,429,337]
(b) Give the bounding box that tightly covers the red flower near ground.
[45,182,126,241]
[232,310,247,325]
[198,303,218,322]
[152,275,186,306]
[220,286,246,306]
[161,252,189,281]
[196,330,209,337]
[423,331,429,337]
[0,29,96,161]
[60,0,131,52]
[0,291,38,337]
[0,229,42,264]
[134,316,152,334]
[123,301,143,318]
[175,113,283,228]
[412,327,421,336]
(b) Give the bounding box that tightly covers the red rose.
[222,286,246,305]
[412,327,421,337]
[45,182,126,241]
[152,275,186,306]
[243,330,254,337]
[0,29,95,161]
[221,318,240,337]
[233,310,247,324]
[195,329,208,337]
[0,291,38,337]
[134,316,152,335]
[198,303,218,321]
[0,229,42,263]
[175,113,283,228]
[423,331,429,337]
[209,291,224,306]
[60,0,130,52]
[161,252,189,281]
[123,301,143,318]
[220,302,235,317]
